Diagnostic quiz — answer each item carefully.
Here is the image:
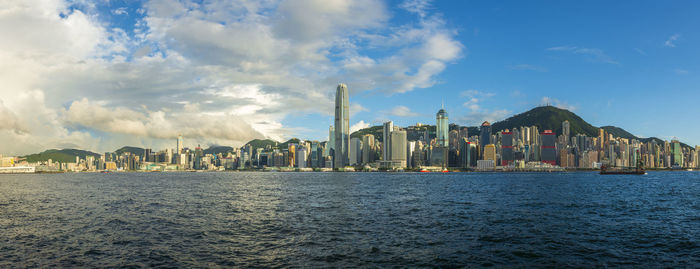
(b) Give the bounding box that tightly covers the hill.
[23,149,100,163]
[490,106,599,137]
[601,126,636,140]
[350,125,384,142]
[244,138,302,150]
[203,146,233,155]
[115,146,145,156]
[279,138,301,149]
[245,139,279,150]
[349,105,693,149]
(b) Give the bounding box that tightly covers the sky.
[0,0,699,156]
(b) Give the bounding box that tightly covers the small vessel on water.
[600,159,646,175]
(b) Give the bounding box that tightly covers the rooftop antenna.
[442,99,444,109]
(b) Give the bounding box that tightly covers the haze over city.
[1,0,699,156]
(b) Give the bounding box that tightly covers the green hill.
[350,125,384,141]
[490,106,598,137]
[115,146,145,156]
[23,149,100,163]
[348,105,693,149]
[243,138,301,150]
[203,146,233,155]
[601,126,636,140]
[279,138,301,149]
[245,139,279,150]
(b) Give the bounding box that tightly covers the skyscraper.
[362,134,375,164]
[390,129,407,168]
[483,144,497,162]
[349,137,362,165]
[326,125,334,157]
[672,139,683,167]
[562,120,570,146]
[177,134,183,154]
[501,130,514,166]
[296,148,307,168]
[480,121,492,154]
[383,121,393,161]
[541,130,556,165]
[436,108,449,147]
[334,83,349,168]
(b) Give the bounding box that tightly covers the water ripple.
[0,171,699,267]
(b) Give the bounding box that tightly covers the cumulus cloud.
[0,0,463,155]
[0,100,28,134]
[63,98,266,144]
[350,120,371,133]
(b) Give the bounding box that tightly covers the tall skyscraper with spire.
[436,106,449,147]
[334,83,349,168]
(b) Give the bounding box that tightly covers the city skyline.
[1,0,700,156]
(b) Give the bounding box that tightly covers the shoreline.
[5,168,694,174]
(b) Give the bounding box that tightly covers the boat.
[600,159,646,175]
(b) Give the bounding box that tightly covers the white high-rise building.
[390,130,407,168]
[334,84,349,168]
[382,121,393,161]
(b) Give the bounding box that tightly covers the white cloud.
[457,89,509,125]
[634,48,646,55]
[540,96,577,111]
[0,0,463,155]
[546,46,618,64]
[112,7,128,15]
[63,98,266,144]
[0,100,27,134]
[400,0,432,18]
[674,68,689,75]
[386,106,419,117]
[350,103,369,117]
[458,109,511,126]
[664,34,680,48]
[508,64,547,72]
[350,120,371,133]
[461,89,495,111]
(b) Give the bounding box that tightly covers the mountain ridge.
[350,105,690,148]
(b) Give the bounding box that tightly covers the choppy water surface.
[1,172,699,267]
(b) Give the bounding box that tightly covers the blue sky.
[0,0,698,155]
[342,0,700,142]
